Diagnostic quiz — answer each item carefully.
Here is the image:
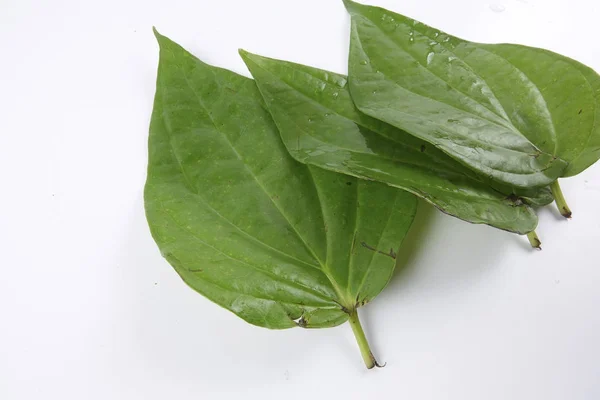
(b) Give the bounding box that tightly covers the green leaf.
[145,29,417,368]
[239,50,548,234]
[344,0,600,188]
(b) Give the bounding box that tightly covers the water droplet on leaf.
[426,52,434,65]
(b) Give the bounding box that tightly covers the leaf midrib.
[344,176,360,300]
[169,250,342,311]
[259,89,516,197]
[474,45,558,155]
[156,198,336,305]
[244,56,477,178]
[157,92,325,272]
[160,61,355,309]
[244,55,443,162]
[353,19,520,131]
[305,166,356,307]
[179,67,328,264]
[354,190,401,299]
[358,101,551,177]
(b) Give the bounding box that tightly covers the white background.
[1,0,599,398]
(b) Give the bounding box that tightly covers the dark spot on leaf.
[578,109,583,115]
[355,296,370,308]
[447,119,459,123]
[346,181,352,186]
[361,241,376,251]
[506,193,524,206]
[420,145,426,152]
[361,242,397,259]
[297,316,308,328]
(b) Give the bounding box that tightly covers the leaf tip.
[237,48,250,59]
[152,26,171,48]
[151,28,179,54]
[342,0,360,13]
[238,49,261,69]
[152,26,161,40]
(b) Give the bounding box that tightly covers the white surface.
[1,0,599,398]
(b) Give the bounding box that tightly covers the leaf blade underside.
[145,30,417,330]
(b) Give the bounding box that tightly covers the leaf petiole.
[526,231,542,250]
[550,180,572,218]
[348,309,382,369]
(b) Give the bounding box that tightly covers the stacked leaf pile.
[145,0,600,368]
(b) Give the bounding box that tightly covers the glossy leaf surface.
[240,50,548,234]
[344,0,600,187]
[145,30,417,330]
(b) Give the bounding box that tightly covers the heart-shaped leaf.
[145,29,417,368]
[344,0,600,189]
[240,50,551,235]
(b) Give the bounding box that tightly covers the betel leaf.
[344,0,600,190]
[239,50,551,235]
[145,29,418,368]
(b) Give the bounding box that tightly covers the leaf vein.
[178,64,329,269]
[158,199,336,304]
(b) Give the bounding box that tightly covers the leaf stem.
[550,180,572,218]
[348,309,381,369]
[526,231,542,250]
